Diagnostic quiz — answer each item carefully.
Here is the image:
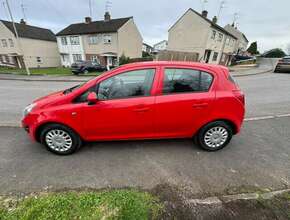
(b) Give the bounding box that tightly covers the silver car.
[275,56,290,73]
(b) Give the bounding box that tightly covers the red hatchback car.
[22,62,245,155]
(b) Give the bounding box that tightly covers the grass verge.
[0,67,102,76]
[0,190,163,220]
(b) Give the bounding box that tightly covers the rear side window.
[163,68,213,94]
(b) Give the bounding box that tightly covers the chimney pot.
[212,16,218,24]
[201,10,208,18]
[85,17,92,24]
[104,12,111,21]
[20,19,26,25]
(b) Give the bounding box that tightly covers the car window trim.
[161,67,214,96]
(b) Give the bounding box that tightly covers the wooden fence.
[156,50,199,62]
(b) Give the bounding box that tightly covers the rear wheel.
[195,121,233,151]
[83,69,89,74]
[40,124,82,155]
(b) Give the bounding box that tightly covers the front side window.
[1,39,7,47]
[98,69,155,100]
[61,37,67,45]
[163,68,213,94]
[70,36,80,45]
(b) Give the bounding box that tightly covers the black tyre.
[40,124,82,155]
[195,121,233,151]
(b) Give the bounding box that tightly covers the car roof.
[119,61,225,71]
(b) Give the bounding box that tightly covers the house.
[224,23,249,55]
[153,40,168,52]
[142,43,153,54]
[0,19,60,68]
[56,12,142,67]
[167,9,237,65]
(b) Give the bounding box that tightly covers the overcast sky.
[1,0,290,53]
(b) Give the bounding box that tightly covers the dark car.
[274,56,290,73]
[71,61,107,75]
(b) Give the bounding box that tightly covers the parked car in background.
[22,61,245,155]
[274,56,290,73]
[71,61,107,75]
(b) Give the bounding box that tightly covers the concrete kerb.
[185,189,290,207]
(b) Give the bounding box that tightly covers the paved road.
[0,71,290,195]
[1,72,290,125]
[0,117,289,195]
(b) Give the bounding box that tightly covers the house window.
[103,35,112,44]
[70,36,80,45]
[8,39,14,47]
[212,52,219,61]
[88,35,99,44]
[36,57,42,63]
[211,30,216,40]
[218,33,223,42]
[72,54,82,62]
[226,38,230,45]
[61,37,68,45]
[1,39,8,47]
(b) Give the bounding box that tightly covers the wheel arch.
[35,122,83,143]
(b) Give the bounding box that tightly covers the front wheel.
[40,124,82,155]
[195,121,233,151]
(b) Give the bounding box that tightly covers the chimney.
[104,12,111,21]
[20,19,26,25]
[85,17,92,24]
[212,16,218,24]
[201,10,208,18]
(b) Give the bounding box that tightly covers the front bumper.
[22,115,38,141]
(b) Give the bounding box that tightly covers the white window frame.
[211,30,216,40]
[72,54,82,62]
[88,35,99,45]
[8,39,14,47]
[1,39,8,47]
[61,37,68,45]
[70,36,80,45]
[218,33,223,42]
[103,35,112,44]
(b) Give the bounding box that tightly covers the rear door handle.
[192,103,209,108]
[133,107,150,112]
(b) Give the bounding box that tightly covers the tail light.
[233,90,245,105]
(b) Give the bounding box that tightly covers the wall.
[167,10,210,60]
[21,38,61,68]
[117,18,142,58]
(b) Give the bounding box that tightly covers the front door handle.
[192,103,209,109]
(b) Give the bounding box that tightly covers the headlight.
[23,103,36,117]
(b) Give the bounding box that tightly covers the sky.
[1,0,290,53]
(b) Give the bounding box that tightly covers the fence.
[156,50,199,62]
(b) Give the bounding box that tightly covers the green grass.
[0,67,102,76]
[0,190,163,220]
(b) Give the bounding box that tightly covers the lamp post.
[5,0,30,75]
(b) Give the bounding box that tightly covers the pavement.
[0,59,289,196]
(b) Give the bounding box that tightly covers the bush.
[119,54,130,65]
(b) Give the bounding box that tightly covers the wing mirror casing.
[87,92,98,105]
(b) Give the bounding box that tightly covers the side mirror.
[87,92,98,105]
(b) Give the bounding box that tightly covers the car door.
[155,66,216,138]
[80,68,157,141]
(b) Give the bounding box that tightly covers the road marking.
[245,113,290,122]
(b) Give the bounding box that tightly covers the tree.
[287,43,290,55]
[263,48,286,58]
[247,42,259,55]
[119,54,130,65]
